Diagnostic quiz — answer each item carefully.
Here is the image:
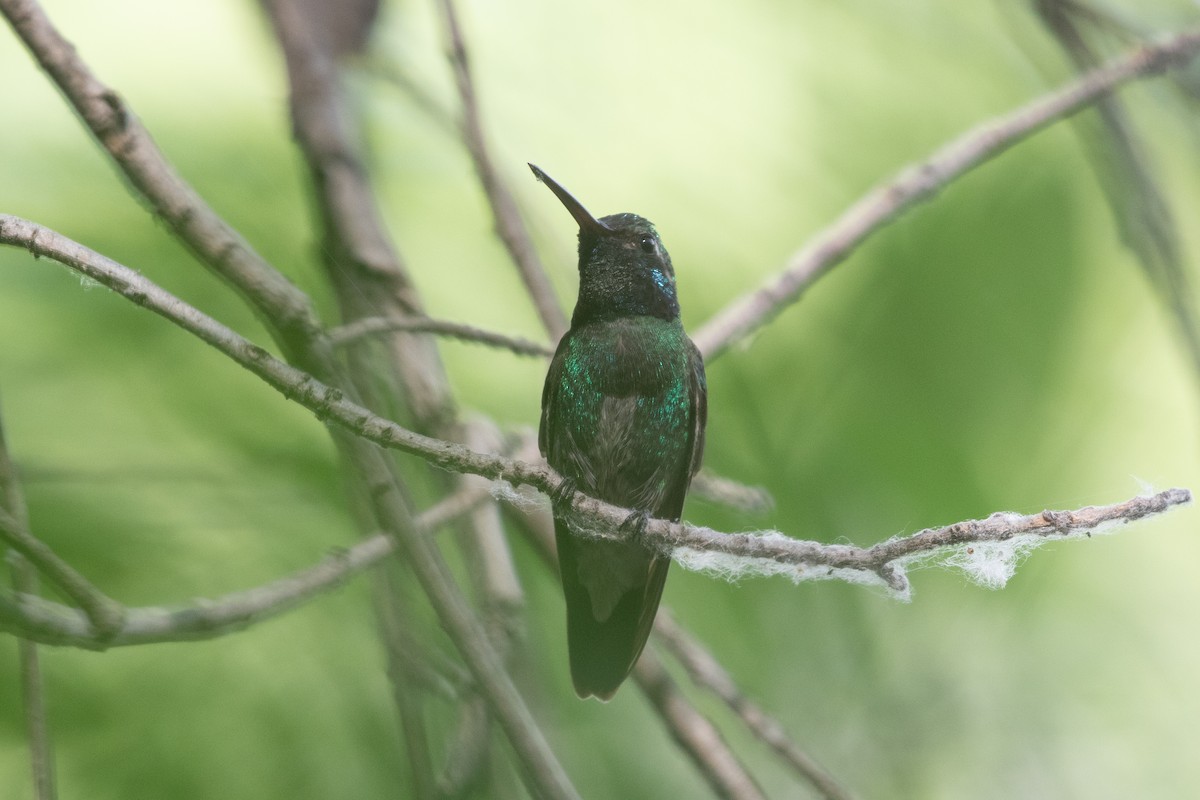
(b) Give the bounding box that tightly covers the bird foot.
[619,509,650,544]
[550,477,578,512]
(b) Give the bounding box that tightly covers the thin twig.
[258,3,571,795]
[0,506,124,637]
[633,653,766,800]
[436,419,524,798]
[692,27,1200,361]
[654,611,853,800]
[373,574,438,800]
[4,2,576,794]
[0,0,323,349]
[690,471,774,515]
[435,0,569,340]
[1,407,58,800]
[0,483,489,648]
[1033,1,1200,382]
[259,5,528,795]
[329,315,554,357]
[0,215,1189,595]
[9,555,57,800]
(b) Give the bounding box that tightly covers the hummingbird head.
[529,163,680,326]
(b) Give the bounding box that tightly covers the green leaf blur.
[1,0,1198,797]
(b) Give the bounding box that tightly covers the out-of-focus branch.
[0,507,124,636]
[4,2,571,795]
[692,27,1200,361]
[1032,1,1200,380]
[0,0,323,349]
[690,471,774,515]
[260,4,533,796]
[330,315,554,357]
[1,407,57,800]
[653,611,853,800]
[2,215,1190,597]
[436,0,569,340]
[633,653,766,800]
[8,556,56,800]
[0,484,489,648]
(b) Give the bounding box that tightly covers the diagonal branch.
[0,215,1190,597]
[0,0,323,349]
[4,3,572,795]
[653,611,853,800]
[633,653,766,800]
[436,0,569,340]
[692,27,1200,361]
[0,506,124,637]
[0,483,491,649]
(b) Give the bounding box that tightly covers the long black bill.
[528,163,612,237]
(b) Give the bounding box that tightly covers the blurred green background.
[2,0,1199,797]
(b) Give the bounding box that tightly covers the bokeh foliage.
[2,0,1199,797]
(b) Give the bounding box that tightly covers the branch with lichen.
[0,216,1188,607]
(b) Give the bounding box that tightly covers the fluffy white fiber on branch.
[549,487,1191,601]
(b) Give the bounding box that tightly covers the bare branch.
[8,554,57,800]
[0,505,124,637]
[6,3,575,793]
[692,27,1200,361]
[329,315,554,358]
[690,471,774,515]
[1033,1,1200,382]
[653,611,853,800]
[2,407,58,800]
[633,653,766,800]
[1,215,1189,598]
[436,0,569,340]
[0,484,490,648]
[259,4,576,795]
[0,0,323,349]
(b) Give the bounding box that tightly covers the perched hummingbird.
[531,164,707,700]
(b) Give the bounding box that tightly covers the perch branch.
[436,0,568,340]
[511,494,769,800]
[692,26,1200,361]
[329,314,553,357]
[0,215,1189,598]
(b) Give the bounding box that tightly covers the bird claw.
[619,510,650,544]
[550,477,578,511]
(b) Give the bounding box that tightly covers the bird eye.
[639,237,656,254]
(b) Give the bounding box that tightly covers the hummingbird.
[531,164,707,700]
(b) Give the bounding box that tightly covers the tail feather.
[555,518,669,700]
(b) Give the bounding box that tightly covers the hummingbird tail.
[554,516,669,701]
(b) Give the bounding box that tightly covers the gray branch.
[436,0,569,340]
[0,215,1189,601]
[329,315,554,358]
[654,611,853,800]
[692,27,1200,361]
